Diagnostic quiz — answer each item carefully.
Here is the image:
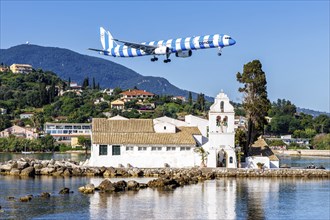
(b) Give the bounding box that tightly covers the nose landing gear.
[218,47,223,56]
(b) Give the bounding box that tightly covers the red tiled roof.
[121,89,154,96]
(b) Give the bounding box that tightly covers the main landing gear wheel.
[164,59,171,63]
[151,57,158,62]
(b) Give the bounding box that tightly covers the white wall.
[89,144,199,168]
[153,122,176,133]
[245,156,270,169]
[185,115,209,137]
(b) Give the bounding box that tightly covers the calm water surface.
[0,152,89,163]
[0,176,329,219]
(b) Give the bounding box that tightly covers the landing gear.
[151,56,158,62]
[164,51,171,63]
[218,47,223,56]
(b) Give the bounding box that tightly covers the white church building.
[88,91,279,168]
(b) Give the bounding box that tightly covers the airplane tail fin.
[100,27,118,50]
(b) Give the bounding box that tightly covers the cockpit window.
[225,36,231,39]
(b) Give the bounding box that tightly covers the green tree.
[313,114,330,133]
[194,147,209,167]
[188,91,193,106]
[92,77,96,90]
[312,134,330,150]
[82,77,89,89]
[78,136,91,155]
[0,115,11,131]
[236,60,271,156]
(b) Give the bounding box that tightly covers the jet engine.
[175,50,192,58]
[154,46,169,55]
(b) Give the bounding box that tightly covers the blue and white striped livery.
[89,27,236,63]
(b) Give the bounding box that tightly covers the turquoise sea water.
[0,176,329,219]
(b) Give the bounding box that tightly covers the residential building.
[69,82,82,89]
[0,125,38,139]
[245,137,280,168]
[10,64,33,74]
[0,66,9,72]
[94,97,109,105]
[44,122,91,144]
[120,89,154,102]
[172,96,186,102]
[20,112,34,119]
[103,88,114,96]
[110,99,125,110]
[234,116,247,130]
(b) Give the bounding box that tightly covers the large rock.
[148,177,180,190]
[40,192,51,198]
[40,167,55,175]
[9,168,20,176]
[103,167,116,178]
[59,187,71,194]
[17,161,29,170]
[0,164,13,171]
[127,180,140,191]
[78,183,95,194]
[97,179,115,192]
[20,195,33,202]
[113,180,127,192]
[20,167,35,176]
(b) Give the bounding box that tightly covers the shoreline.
[273,150,330,157]
[0,158,329,178]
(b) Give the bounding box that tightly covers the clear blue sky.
[1,1,329,112]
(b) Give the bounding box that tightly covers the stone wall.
[1,158,329,179]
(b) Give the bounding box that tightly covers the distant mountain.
[297,107,330,117]
[0,44,209,100]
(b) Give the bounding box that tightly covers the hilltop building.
[0,65,9,72]
[0,125,38,139]
[110,99,125,110]
[10,64,33,74]
[120,89,154,102]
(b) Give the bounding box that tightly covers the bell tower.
[208,91,235,135]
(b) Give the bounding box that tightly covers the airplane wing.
[88,48,107,52]
[113,39,157,54]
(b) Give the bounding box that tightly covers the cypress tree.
[236,60,271,156]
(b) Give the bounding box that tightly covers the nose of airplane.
[229,38,236,45]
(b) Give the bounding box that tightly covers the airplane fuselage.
[102,34,234,57]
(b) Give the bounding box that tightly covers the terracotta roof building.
[120,89,154,102]
[88,118,202,168]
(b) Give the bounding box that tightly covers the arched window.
[229,156,233,163]
[223,116,228,126]
[216,116,221,126]
[220,101,224,112]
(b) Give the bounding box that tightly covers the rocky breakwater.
[1,158,329,179]
[78,174,198,195]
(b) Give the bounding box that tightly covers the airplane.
[89,27,236,63]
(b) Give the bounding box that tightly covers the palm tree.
[194,147,209,167]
